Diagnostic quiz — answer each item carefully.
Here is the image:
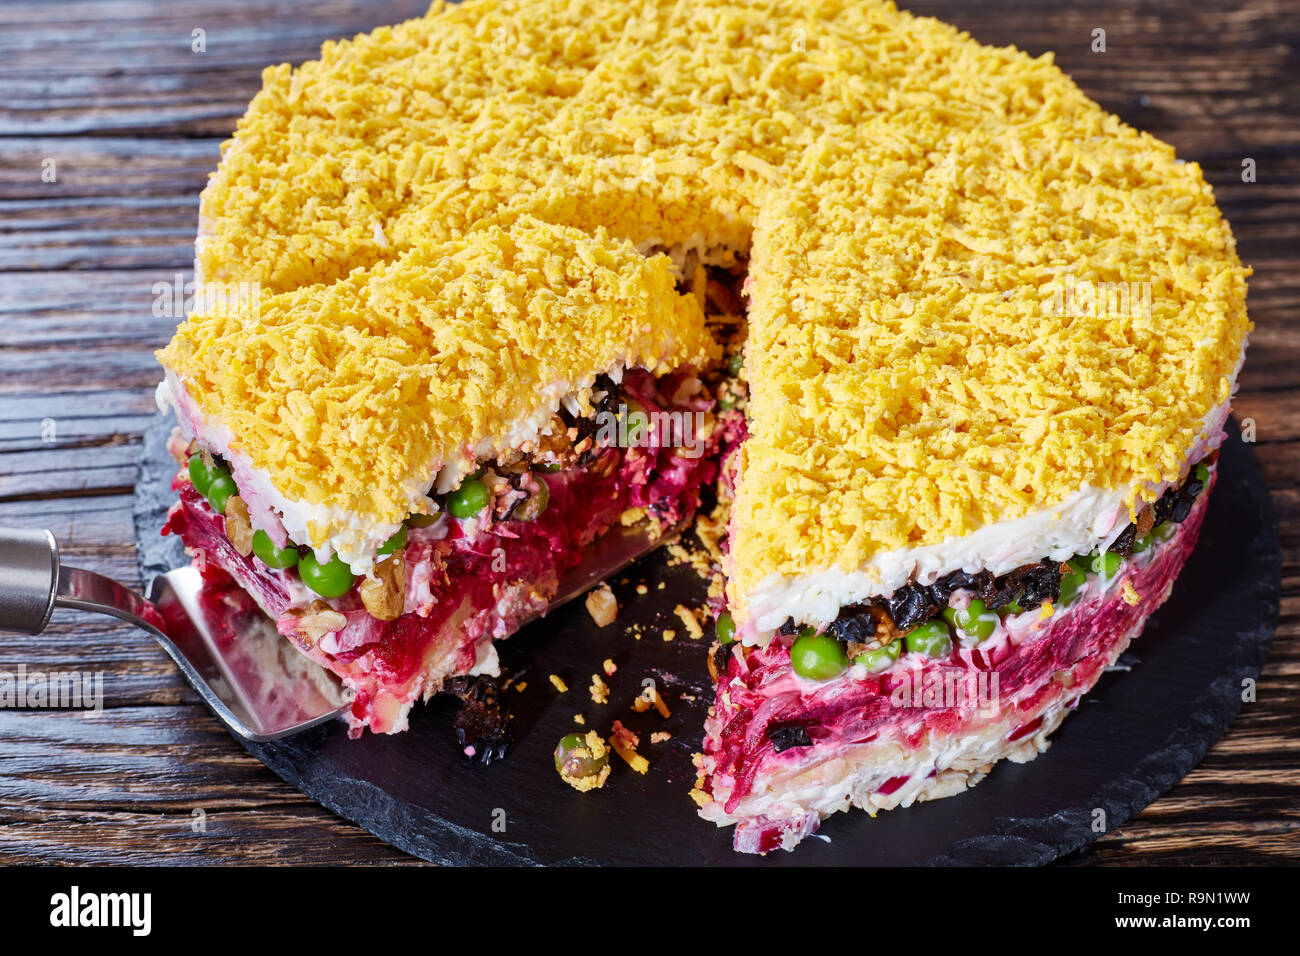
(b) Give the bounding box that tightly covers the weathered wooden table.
[0,0,1295,864]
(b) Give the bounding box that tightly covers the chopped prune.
[447,676,511,764]
[1110,523,1138,557]
[887,583,941,631]
[777,618,800,636]
[1151,461,1209,526]
[1153,487,1178,524]
[711,642,734,675]
[931,569,993,604]
[766,722,812,753]
[984,561,1060,611]
[825,605,876,643]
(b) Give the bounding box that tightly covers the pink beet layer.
[701,472,1216,853]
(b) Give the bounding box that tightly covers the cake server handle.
[0,526,163,636]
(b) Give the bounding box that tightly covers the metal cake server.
[0,521,680,742]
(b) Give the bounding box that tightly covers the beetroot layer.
[700,477,1214,852]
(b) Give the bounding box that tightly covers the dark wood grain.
[0,0,1296,866]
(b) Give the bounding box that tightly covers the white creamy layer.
[156,361,639,576]
[742,378,1239,637]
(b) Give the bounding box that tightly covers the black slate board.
[135,416,1280,865]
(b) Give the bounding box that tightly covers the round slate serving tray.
[134,416,1280,865]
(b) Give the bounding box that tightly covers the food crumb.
[688,755,712,807]
[1121,579,1142,605]
[609,720,649,774]
[514,681,527,693]
[574,714,585,725]
[635,583,648,595]
[632,683,672,718]
[662,628,676,642]
[555,731,611,792]
[549,674,568,693]
[585,584,619,627]
[602,658,617,676]
[589,674,610,704]
[674,604,704,640]
[650,731,672,744]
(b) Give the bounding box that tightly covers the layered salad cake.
[155,0,1250,848]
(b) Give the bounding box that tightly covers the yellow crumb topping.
[1121,580,1142,606]
[548,674,568,694]
[674,604,705,641]
[162,218,714,541]
[632,684,671,718]
[178,0,1248,609]
[610,721,649,775]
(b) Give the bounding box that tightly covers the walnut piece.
[360,552,406,621]
[585,584,618,627]
[223,495,254,557]
[867,604,902,645]
[1135,503,1156,538]
[536,414,572,457]
[285,600,348,648]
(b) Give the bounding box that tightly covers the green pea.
[998,599,1024,616]
[537,460,565,473]
[299,553,357,599]
[252,530,299,570]
[447,477,490,519]
[1089,549,1124,578]
[716,610,736,644]
[378,526,407,555]
[622,400,650,446]
[513,479,550,521]
[904,620,952,658]
[187,453,216,496]
[789,629,849,681]
[1194,462,1210,485]
[406,512,440,528]
[951,599,996,643]
[1058,559,1088,606]
[854,639,901,673]
[205,474,239,515]
[554,732,609,780]
[726,351,744,376]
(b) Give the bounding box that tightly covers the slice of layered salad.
[156,218,733,736]
[700,445,1224,853]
